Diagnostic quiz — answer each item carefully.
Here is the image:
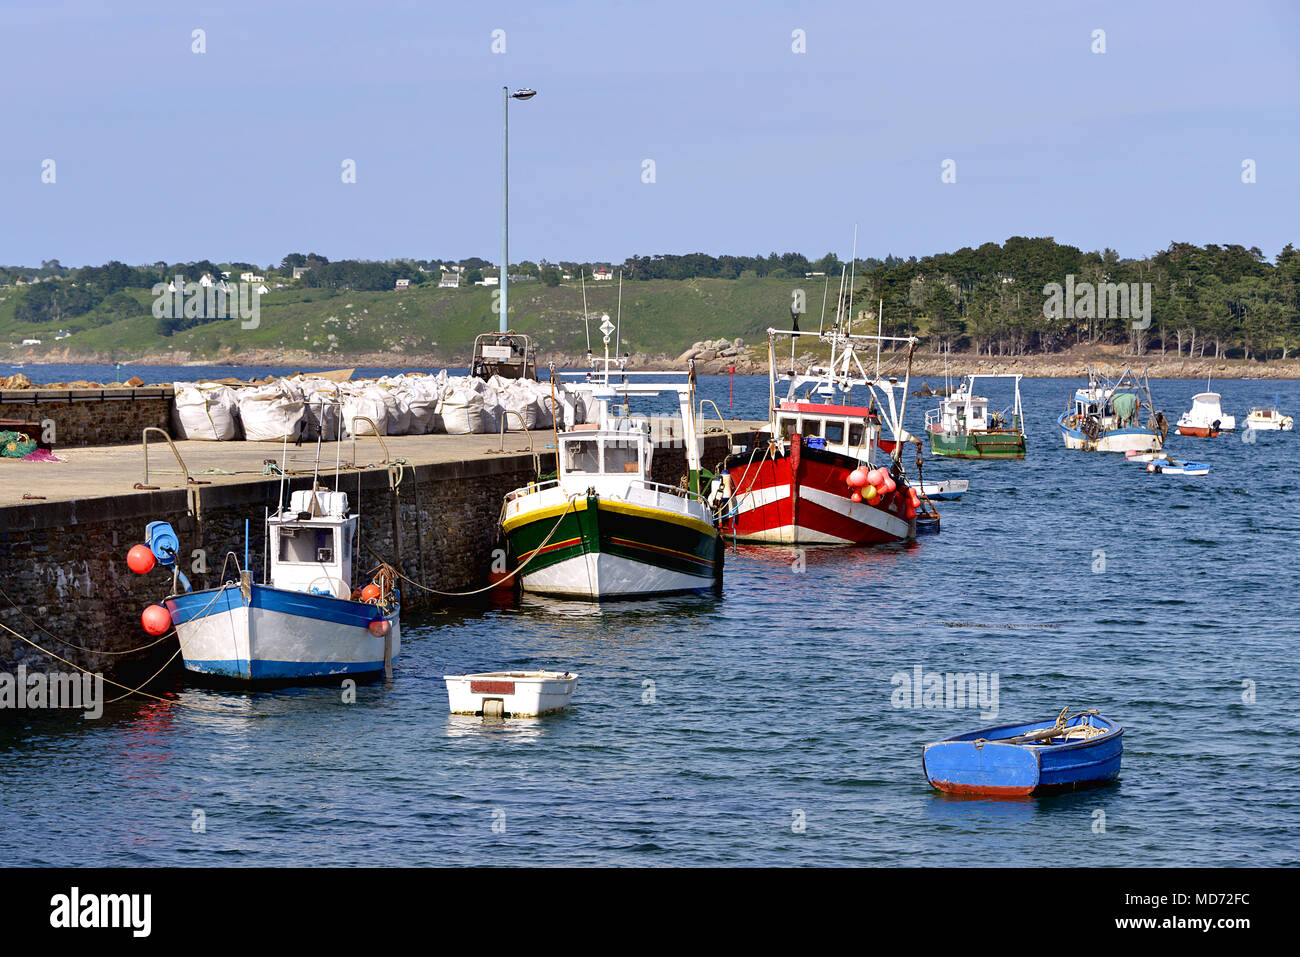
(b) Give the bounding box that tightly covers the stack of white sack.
[172,371,598,440]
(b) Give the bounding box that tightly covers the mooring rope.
[0,617,264,716]
[362,491,583,597]
[0,585,174,657]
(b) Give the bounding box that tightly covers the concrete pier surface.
[0,421,765,674]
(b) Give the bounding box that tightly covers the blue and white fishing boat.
[920,479,968,501]
[140,420,400,683]
[922,708,1122,796]
[1058,367,1168,453]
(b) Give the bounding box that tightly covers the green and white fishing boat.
[500,321,723,600]
[924,373,1026,459]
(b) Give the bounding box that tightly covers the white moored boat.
[1176,379,1235,437]
[444,671,578,717]
[1244,397,1294,432]
[135,414,400,683]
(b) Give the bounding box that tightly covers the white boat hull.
[445,672,578,717]
[521,551,711,599]
[167,584,400,681]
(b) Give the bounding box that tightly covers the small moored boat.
[132,416,401,683]
[923,708,1122,796]
[919,479,968,501]
[925,374,1026,459]
[1144,454,1210,476]
[1176,379,1235,437]
[444,671,578,717]
[1244,396,1294,432]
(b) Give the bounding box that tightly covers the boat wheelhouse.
[501,329,722,600]
[1058,367,1168,453]
[924,373,1026,459]
[716,324,933,546]
[470,332,536,381]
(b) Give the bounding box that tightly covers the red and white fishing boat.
[714,323,934,545]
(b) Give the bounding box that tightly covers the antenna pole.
[581,270,591,351]
[846,225,858,337]
[615,269,623,357]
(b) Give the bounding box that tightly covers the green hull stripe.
[506,499,718,578]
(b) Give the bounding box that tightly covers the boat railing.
[627,478,708,508]
[348,416,390,468]
[138,427,210,491]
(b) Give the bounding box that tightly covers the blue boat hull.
[923,713,1122,795]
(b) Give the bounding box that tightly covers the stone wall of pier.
[0,388,173,448]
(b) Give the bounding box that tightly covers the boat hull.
[166,583,400,682]
[722,447,914,545]
[923,714,1122,796]
[927,426,1025,459]
[445,672,578,717]
[504,494,722,600]
[1058,413,1163,453]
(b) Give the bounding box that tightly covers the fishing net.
[0,430,38,458]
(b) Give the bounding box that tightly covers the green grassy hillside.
[1,274,817,362]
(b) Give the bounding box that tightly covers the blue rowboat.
[923,709,1122,796]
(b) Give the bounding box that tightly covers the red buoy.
[141,603,171,635]
[847,467,869,488]
[368,619,391,638]
[127,544,156,575]
[850,491,862,503]
[360,583,382,603]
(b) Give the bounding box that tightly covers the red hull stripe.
[928,780,1036,796]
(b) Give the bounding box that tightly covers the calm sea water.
[1,366,1297,866]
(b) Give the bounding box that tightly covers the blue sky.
[2,0,1297,267]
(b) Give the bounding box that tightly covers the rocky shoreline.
[6,340,1300,383]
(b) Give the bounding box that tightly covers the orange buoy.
[127,544,156,575]
[141,603,171,635]
[850,491,862,503]
[368,619,391,637]
[360,583,382,603]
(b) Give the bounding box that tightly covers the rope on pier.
[362,491,584,598]
[0,584,266,716]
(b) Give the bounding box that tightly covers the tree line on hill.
[5,240,1298,359]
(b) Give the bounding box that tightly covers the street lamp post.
[501,87,536,334]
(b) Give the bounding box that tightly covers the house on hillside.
[395,278,411,291]
[292,267,311,280]
[240,271,266,283]
[438,271,460,288]
[593,268,613,281]
[476,275,499,287]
